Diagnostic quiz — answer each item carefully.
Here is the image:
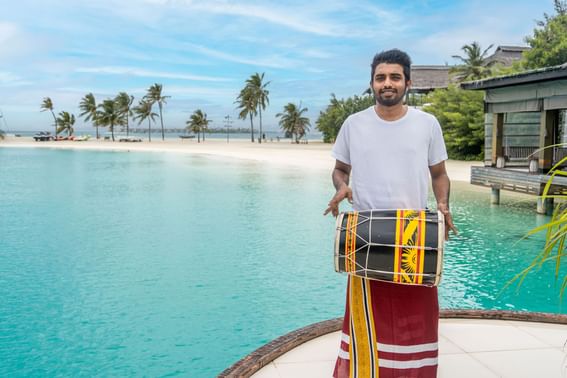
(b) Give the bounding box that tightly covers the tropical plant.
[0,129,4,140]
[56,111,75,137]
[236,86,257,142]
[97,99,124,142]
[40,97,58,137]
[79,93,100,139]
[244,72,270,143]
[144,83,170,141]
[115,92,135,136]
[316,93,374,143]
[186,109,211,143]
[276,102,311,143]
[450,42,496,81]
[509,142,567,297]
[423,85,485,160]
[523,0,567,69]
[133,99,157,142]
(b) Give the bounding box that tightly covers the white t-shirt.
[331,106,448,211]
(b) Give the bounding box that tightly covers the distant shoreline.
[1,136,481,182]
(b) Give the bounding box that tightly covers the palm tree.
[97,99,124,142]
[79,93,99,139]
[133,99,157,142]
[115,92,135,136]
[245,72,270,143]
[0,129,5,140]
[56,111,75,137]
[236,86,257,142]
[186,109,211,143]
[450,42,495,81]
[144,84,170,141]
[186,115,201,143]
[40,97,58,137]
[276,102,311,143]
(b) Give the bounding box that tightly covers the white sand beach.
[0,136,481,182]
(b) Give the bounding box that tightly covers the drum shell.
[334,209,444,286]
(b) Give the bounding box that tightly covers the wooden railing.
[471,166,567,195]
[503,146,538,160]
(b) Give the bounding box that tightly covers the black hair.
[370,49,412,82]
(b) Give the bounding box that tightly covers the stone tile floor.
[251,319,567,378]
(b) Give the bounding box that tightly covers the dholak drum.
[334,209,445,286]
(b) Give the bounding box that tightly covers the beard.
[374,86,407,107]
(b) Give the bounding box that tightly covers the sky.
[0,0,556,132]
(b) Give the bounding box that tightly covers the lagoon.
[0,147,564,377]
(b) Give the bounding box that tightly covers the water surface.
[0,148,564,377]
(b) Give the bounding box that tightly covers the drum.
[334,209,444,286]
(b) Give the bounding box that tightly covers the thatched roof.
[485,45,531,66]
[410,65,453,92]
[409,46,531,92]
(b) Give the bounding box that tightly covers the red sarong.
[333,276,439,378]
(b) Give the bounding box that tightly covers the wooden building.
[461,63,567,214]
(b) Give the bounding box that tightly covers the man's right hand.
[324,184,353,217]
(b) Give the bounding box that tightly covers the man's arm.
[324,160,353,217]
[429,161,458,240]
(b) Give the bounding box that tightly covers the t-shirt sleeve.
[428,117,448,166]
[331,118,351,165]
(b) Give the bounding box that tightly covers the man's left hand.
[438,203,457,241]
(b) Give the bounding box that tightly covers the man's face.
[371,63,410,107]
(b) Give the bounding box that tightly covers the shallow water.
[0,148,564,377]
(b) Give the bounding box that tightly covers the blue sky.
[0,0,555,132]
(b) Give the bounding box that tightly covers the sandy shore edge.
[0,137,481,182]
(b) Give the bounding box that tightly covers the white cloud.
[0,22,19,44]
[0,71,32,87]
[136,84,237,98]
[137,0,399,38]
[181,43,300,69]
[143,0,342,37]
[74,66,231,82]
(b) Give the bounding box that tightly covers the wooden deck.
[470,166,567,195]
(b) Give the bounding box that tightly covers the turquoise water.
[0,147,565,377]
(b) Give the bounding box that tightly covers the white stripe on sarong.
[338,348,350,360]
[377,342,438,354]
[341,332,350,344]
[379,357,438,369]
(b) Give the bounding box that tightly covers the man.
[324,49,457,378]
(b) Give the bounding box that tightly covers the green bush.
[423,85,485,160]
[316,94,374,143]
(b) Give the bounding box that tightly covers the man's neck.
[374,103,408,122]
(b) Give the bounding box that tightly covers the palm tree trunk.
[159,103,165,141]
[249,114,254,142]
[50,111,57,137]
[95,125,99,139]
[258,106,262,144]
[148,119,152,142]
[111,122,115,142]
[126,114,129,137]
[198,132,200,143]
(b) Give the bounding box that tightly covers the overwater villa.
[462,63,567,214]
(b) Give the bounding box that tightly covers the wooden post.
[491,113,504,166]
[491,187,500,205]
[537,197,554,215]
[538,110,556,173]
